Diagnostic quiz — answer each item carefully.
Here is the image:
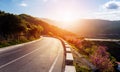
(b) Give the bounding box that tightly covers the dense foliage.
[0,10,76,47]
[0,11,44,40]
[0,11,44,47]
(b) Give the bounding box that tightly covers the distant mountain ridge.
[42,19,120,39]
[72,19,120,39]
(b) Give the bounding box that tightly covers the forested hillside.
[0,11,77,47]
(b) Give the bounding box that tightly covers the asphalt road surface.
[0,37,64,72]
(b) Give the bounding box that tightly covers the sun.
[62,12,74,22]
[61,12,76,22]
[53,11,80,28]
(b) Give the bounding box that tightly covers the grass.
[0,41,10,48]
[0,39,30,48]
[74,63,92,72]
[0,35,41,48]
[0,40,21,48]
[69,43,93,72]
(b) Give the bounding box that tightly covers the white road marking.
[0,46,41,69]
[49,45,62,72]
[0,49,21,57]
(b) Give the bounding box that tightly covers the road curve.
[0,37,64,72]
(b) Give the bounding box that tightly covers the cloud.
[103,1,120,9]
[19,2,28,7]
[43,0,58,3]
[43,0,48,2]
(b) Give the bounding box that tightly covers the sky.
[0,0,120,21]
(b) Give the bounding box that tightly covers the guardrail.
[56,38,76,72]
[63,41,76,72]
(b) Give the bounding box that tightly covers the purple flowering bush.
[90,46,114,72]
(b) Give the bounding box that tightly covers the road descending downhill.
[0,37,64,72]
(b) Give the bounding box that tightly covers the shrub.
[90,46,114,72]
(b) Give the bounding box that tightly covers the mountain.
[0,10,77,43]
[44,19,120,39]
[72,19,120,39]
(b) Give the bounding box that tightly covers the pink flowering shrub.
[90,46,114,72]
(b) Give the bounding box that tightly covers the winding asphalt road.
[0,37,64,72]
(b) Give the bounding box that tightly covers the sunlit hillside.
[0,11,78,47]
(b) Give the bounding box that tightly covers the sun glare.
[62,12,75,22]
[61,12,78,22]
[54,11,79,28]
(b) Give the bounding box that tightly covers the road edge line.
[48,46,62,72]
